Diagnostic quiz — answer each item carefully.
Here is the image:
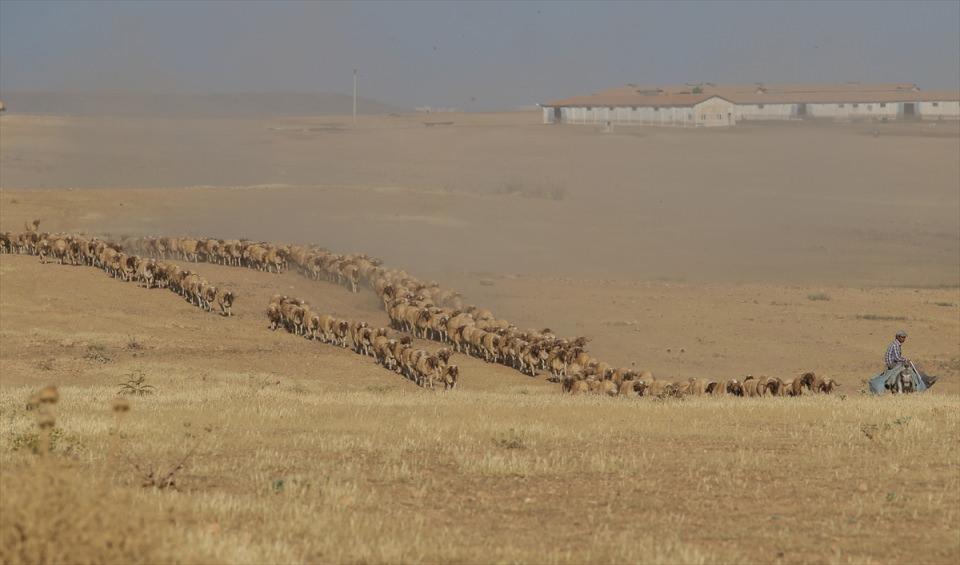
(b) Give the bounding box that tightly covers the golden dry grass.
[2,382,958,564]
[1,116,958,563]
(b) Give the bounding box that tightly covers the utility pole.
[353,69,357,125]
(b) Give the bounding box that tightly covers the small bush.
[117,371,156,396]
[125,335,145,350]
[83,343,111,364]
[807,293,831,301]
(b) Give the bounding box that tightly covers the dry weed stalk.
[117,421,209,491]
[34,386,59,457]
[108,397,130,467]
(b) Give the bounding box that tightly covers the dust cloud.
[1,112,957,288]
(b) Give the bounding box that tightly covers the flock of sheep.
[1,225,234,316]
[585,371,839,399]
[121,234,838,398]
[268,294,458,389]
[4,224,839,398]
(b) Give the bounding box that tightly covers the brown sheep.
[332,319,350,348]
[742,377,761,397]
[440,365,459,390]
[686,378,707,396]
[267,304,283,330]
[569,380,590,395]
[599,380,619,397]
[819,378,840,394]
[217,290,234,316]
[725,379,743,396]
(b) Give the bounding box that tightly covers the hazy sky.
[2,0,958,109]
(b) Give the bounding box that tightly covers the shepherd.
[869,330,938,394]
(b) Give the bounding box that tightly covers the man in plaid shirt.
[884,330,908,369]
[883,330,938,389]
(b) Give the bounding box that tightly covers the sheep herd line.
[268,295,459,389]
[2,222,839,398]
[1,226,234,316]
[116,233,842,398]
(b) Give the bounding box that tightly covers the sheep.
[413,351,443,388]
[137,258,157,288]
[818,378,839,394]
[217,289,235,316]
[281,302,307,335]
[685,378,707,396]
[267,304,283,330]
[332,319,350,348]
[180,239,199,262]
[440,364,459,389]
[350,321,369,353]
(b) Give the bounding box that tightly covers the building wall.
[693,97,737,126]
[807,102,901,120]
[543,99,960,125]
[735,103,796,121]
[554,105,698,127]
[542,106,554,124]
[919,101,960,119]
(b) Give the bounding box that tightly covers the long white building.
[541,83,960,127]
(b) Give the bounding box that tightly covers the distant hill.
[0,91,407,117]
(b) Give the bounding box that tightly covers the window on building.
[867,105,873,110]
[717,114,722,119]
[701,114,706,120]
[586,106,593,111]
[758,104,765,109]
[838,104,845,108]
[654,107,660,111]
[853,103,859,108]
[608,107,615,111]
[632,107,638,111]
[933,102,940,107]
[880,103,886,108]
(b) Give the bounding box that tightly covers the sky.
[1,0,959,110]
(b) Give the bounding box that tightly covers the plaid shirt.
[884,339,905,369]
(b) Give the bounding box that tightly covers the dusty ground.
[1,112,958,563]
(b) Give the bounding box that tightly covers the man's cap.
[896,330,908,338]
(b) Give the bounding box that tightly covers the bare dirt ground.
[1,112,958,563]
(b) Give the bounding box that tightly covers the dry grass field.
[1,112,959,563]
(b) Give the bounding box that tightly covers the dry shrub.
[83,343,111,364]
